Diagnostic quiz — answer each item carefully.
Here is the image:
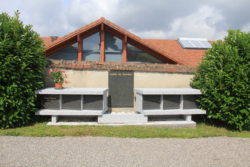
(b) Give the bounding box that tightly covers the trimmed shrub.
[0,12,45,128]
[192,30,250,131]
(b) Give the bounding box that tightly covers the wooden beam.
[100,24,105,62]
[105,26,124,40]
[101,23,104,31]
[122,36,127,63]
[77,35,83,62]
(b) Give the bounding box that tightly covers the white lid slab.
[36,88,108,95]
[134,88,201,95]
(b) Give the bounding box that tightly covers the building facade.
[41,17,210,110]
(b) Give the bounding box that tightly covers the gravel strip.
[0,136,249,167]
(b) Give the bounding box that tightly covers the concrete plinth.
[98,112,148,124]
[184,115,192,122]
[51,116,58,123]
[47,120,196,128]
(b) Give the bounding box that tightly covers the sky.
[0,0,249,40]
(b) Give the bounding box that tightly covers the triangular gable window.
[127,43,162,63]
[49,43,78,60]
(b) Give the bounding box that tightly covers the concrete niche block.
[143,95,161,110]
[62,95,81,110]
[39,95,60,110]
[83,95,103,110]
[183,95,199,109]
[163,95,181,110]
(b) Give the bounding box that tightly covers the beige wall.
[134,72,193,88]
[64,70,108,88]
[46,69,108,88]
[46,69,193,88]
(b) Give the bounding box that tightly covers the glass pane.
[143,95,161,110]
[105,31,122,62]
[83,95,103,110]
[183,95,200,109]
[163,95,180,110]
[180,40,192,48]
[49,43,78,60]
[62,95,81,110]
[39,95,60,110]
[127,43,162,63]
[83,32,100,62]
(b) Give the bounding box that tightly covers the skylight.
[178,38,212,49]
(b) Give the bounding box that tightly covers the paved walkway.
[0,136,249,167]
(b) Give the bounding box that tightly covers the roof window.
[178,38,212,49]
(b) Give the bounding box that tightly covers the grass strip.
[0,123,249,138]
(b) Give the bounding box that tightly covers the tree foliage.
[0,12,45,128]
[192,30,250,131]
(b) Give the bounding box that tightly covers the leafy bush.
[0,12,45,128]
[192,30,250,131]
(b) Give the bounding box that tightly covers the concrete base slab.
[47,120,196,128]
[98,112,148,124]
[110,108,134,112]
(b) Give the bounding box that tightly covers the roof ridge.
[100,17,106,21]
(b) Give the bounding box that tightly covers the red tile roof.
[143,39,209,67]
[40,17,212,67]
[41,37,62,48]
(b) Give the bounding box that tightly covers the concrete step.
[98,112,148,124]
[47,120,196,128]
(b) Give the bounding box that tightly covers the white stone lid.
[134,88,201,95]
[36,87,108,95]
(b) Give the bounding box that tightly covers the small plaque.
[163,95,180,110]
[109,70,134,107]
[62,95,81,110]
[143,95,161,110]
[183,95,200,109]
[39,95,60,109]
[83,95,103,110]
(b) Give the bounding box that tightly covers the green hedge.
[0,12,45,128]
[192,30,250,131]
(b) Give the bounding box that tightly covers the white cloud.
[165,6,227,40]
[130,29,168,39]
[67,0,120,26]
[0,0,68,36]
[0,1,249,40]
[127,5,228,40]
